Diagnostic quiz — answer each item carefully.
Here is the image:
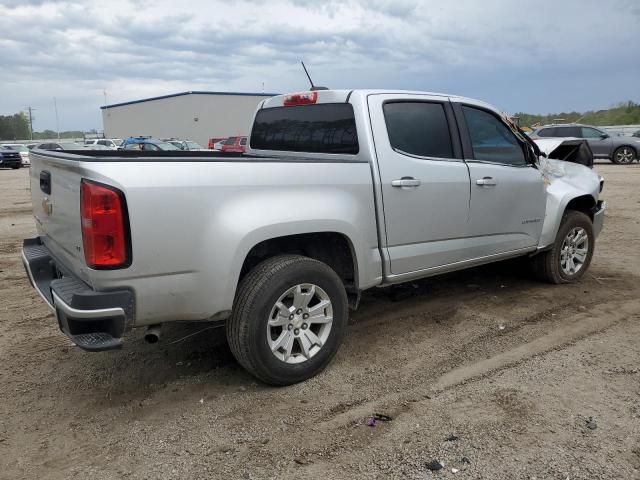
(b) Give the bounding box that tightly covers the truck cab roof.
[261,89,501,115]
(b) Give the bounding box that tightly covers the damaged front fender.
[536,152,601,250]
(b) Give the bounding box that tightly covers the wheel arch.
[233,228,363,309]
[565,194,597,221]
[538,191,598,250]
[613,144,638,157]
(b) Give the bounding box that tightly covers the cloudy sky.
[1,0,638,131]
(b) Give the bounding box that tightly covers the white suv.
[85,139,122,150]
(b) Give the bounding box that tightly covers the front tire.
[530,210,594,284]
[227,255,348,386]
[611,146,636,164]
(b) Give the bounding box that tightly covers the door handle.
[391,177,421,188]
[476,177,497,186]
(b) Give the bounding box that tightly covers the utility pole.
[103,90,108,138]
[27,106,35,141]
[54,97,60,139]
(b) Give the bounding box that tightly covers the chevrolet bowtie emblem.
[41,197,53,216]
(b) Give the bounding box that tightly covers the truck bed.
[27,148,380,329]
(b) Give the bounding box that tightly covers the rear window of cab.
[250,103,359,154]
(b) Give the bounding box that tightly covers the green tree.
[515,100,640,128]
[0,112,30,140]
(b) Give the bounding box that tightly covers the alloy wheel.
[560,227,589,276]
[267,283,333,364]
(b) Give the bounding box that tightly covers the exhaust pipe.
[144,324,162,344]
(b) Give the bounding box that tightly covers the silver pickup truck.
[22,89,605,385]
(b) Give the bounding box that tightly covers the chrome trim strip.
[52,291,125,319]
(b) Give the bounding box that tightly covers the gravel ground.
[0,163,639,480]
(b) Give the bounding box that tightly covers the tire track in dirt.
[313,297,640,438]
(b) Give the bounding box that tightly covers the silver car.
[530,123,639,164]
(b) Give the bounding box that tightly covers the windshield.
[112,139,123,146]
[223,137,238,145]
[186,141,203,149]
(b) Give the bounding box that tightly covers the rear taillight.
[80,179,130,269]
[283,91,318,106]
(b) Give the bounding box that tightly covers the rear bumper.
[21,237,134,351]
[592,200,606,238]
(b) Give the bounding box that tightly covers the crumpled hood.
[534,139,574,157]
[533,138,593,168]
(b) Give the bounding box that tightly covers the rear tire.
[227,255,348,386]
[530,210,594,284]
[611,146,636,164]
[11,165,20,170]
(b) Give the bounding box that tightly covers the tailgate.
[29,150,88,278]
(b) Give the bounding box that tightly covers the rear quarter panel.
[78,160,381,325]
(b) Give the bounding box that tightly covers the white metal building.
[101,91,278,147]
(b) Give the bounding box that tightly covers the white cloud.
[0,0,638,130]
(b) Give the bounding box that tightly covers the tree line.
[0,113,30,140]
[0,112,84,140]
[515,101,640,128]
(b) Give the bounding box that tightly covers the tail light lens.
[283,91,318,106]
[80,179,130,269]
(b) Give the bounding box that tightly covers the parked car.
[82,144,111,150]
[208,137,226,150]
[529,123,639,164]
[0,146,22,169]
[34,141,87,151]
[220,136,248,153]
[120,137,181,151]
[85,139,122,150]
[0,143,30,166]
[164,139,207,151]
[23,89,605,385]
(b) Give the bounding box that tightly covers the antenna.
[300,61,329,91]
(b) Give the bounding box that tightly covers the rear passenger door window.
[461,106,525,166]
[383,102,453,159]
[537,128,556,137]
[581,127,604,138]
[561,126,581,137]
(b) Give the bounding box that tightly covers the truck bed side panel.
[28,151,381,325]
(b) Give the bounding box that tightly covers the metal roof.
[100,91,279,110]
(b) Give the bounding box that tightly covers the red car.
[221,136,248,153]
[208,137,225,150]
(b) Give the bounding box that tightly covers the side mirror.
[600,133,609,139]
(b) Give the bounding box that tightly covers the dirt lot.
[1,164,639,480]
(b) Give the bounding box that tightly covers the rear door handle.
[391,177,421,188]
[476,177,497,186]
